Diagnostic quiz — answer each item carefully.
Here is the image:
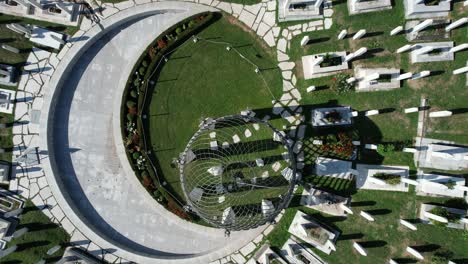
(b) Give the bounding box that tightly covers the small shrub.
[130,89,137,98]
[444,198,468,210]
[126,113,135,121]
[126,101,136,109]
[188,20,197,28]
[133,78,140,88]
[175,27,183,35]
[139,67,146,75]
[153,189,163,202]
[148,46,157,59]
[142,174,153,188]
[142,60,148,67]
[429,206,450,226]
[377,143,396,156]
[132,152,141,160]
[330,74,353,94]
[444,179,456,190]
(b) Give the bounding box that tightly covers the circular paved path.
[39,3,264,263]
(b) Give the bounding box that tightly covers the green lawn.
[1,200,70,263]
[266,188,468,264]
[287,0,468,145]
[146,15,285,201]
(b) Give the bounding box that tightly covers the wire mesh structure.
[180,114,297,231]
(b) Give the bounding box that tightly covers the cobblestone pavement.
[10,0,333,263]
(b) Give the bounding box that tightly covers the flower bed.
[319,132,356,160]
[120,11,215,221]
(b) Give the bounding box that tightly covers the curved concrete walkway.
[38,3,263,263]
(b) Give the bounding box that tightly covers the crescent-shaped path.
[38,2,266,263]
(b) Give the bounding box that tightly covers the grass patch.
[1,200,70,263]
[146,15,284,200]
[266,190,468,263]
[287,0,468,149]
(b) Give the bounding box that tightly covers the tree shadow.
[16,240,50,251]
[365,209,392,215]
[350,200,376,207]
[392,258,418,264]
[429,70,445,77]
[307,37,331,45]
[449,108,468,115]
[411,243,440,253]
[18,222,60,232]
[337,232,364,241]
[364,31,384,38]
[403,218,421,224]
[358,240,387,248]
[452,259,468,264]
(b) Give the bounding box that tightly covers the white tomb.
[311,106,353,127]
[355,67,401,92]
[300,185,351,216]
[278,0,324,22]
[404,0,451,19]
[410,42,454,63]
[416,172,466,198]
[0,88,16,114]
[0,0,81,26]
[348,0,392,15]
[302,52,349,79]
[30,26,65,50]
[288,211,338,254]
[0,65,17,87]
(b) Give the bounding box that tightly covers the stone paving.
[8,0,335,263]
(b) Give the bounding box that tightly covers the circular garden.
[120,12,285,222]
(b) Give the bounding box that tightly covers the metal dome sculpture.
[179,113,297,231]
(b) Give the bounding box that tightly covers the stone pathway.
[9,0,335,263]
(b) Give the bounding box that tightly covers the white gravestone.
[423,211,448,223]
[390,26,404,36]
[400,219,417,230]
[346,77,357,83]
[360,211,375,221]
[365,144,378,149]
[429,111,452,118]
[412,19,433,34]
[413,46,434,55]
[338,29,347,40]
[445,18,468,32]
[453,66,468,75]
[397,72,413,80]
[411,70,430,80]
[406,246,424,260]
[365,110,379,116]
[353,242,368,256]
[340,204,354,214]
[306,86,316,92]
[396,44,413,53]
[300,36,310,46]
[353,29,366,40]
[401,178,419,186]
[449,43,468,53]
[402,147,417,152]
